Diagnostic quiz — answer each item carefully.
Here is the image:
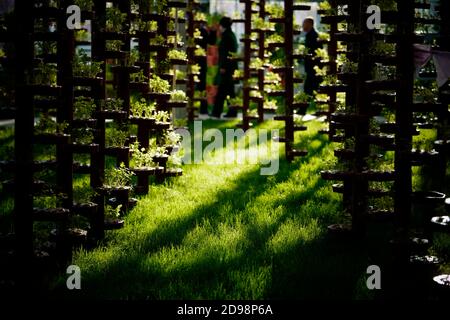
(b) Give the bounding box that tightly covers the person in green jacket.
[211,17,238,118]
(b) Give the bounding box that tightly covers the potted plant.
[105,124,129,150]
[103,163,134,192]
[168,49,188,65]
[73,49,103,79]
[154,110,171,129]
[100,98,127,119]
[163,131,181,154]
[168,89,187,108]
[130,98,156,120]
[34,114,69,143]
[34,61,58,87]
[74,97,96,122]
[130,142,157,170]
[148,75,171,100]
[104,204,125,230]
[265,3,284,20]
[105,6,127,33]
[73,181,98,215]
[72,127,94,146]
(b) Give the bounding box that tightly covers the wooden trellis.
[0,1,187,282]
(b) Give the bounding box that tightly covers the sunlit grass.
[49,119,377,300]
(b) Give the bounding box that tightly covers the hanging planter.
[72,202,98,217]
[430,216,450,233]
[50,228,88,247]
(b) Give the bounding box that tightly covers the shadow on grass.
[52,128,372,300]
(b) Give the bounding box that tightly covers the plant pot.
[72,202,98,217]
[321,170,354,181]
[100,186,131,199]
[153,121,172,130]
[129,82,149,92]
[97,110,128,120]
[129,117,156,127]
[327,224,353,240]
[430,216,450,233]
[167,101,188,109]
[73,77,103,87]
[169,58,188,66]
[432,275,450,297]
[71,143,99,154]
[334,149,355,160]
[72,118,97,128]
[73,162,91,174]
[153,155,169,166]
[362,170,396,181]
[33,207,71,222]
[146,92,171,101]
[164,168,183,177]
[104,219,125,230]
[33,133,70,145]
[50,228,88,247]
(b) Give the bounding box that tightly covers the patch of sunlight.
[144,222,248,274]
[227,266,272,300]
[268,218,321,255]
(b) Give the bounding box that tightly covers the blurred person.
[211,16,238,119]
[302,17,322,95]
[196,21,209,116]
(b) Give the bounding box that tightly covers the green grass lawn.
[48,119,379,300]
[1,119,449,300]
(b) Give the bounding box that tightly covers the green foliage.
[189,64,201,75]
[74,0,93,11]
[105,204,122,220]
[34,62,57,86]
[265,72,281,83]
[103,98,124,112]
[104,163,134,188]
[130,99,156,119]
[229,96,243,106]
[154,111,170,123]
[72,128,94,145]
[130,70,148,83]
[106,40,123,52]
[73,180,96,204]
[74,50,103,78]
[130,142,156,168]
[264,100,278,110]
[74,97,96,120]
[150,35,166,46]
[318,32,330,42]
[169,8,185,19]
[105,125,128,148]
[265,34,284,46]
[294,92,311,104]
[253,17,274,30]
[34,114,68,135]
[314,65,328,77]
[194,12,207,22]
[167,154,182,169]
[195,47,206,57]
[250,58,264,69]
[233,70,244,79]
[170,90,187,102]
[149,75,171,93]
[131,18,158,33]
[168,49,187,61]
[163,131,181,146]
[265,3,284,18]
[106,7,127,32]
